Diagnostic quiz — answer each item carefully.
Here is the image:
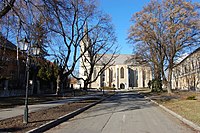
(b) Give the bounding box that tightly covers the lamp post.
[19,37,40,124]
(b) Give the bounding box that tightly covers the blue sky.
[99,0,200,54]
[99,0,150,54]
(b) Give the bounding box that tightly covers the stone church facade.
[89,54,152,89]
[79,25,152,89]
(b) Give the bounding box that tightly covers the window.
[93,68,96,78]
[102,71,105,81]
[120,67,124,78]
[198,57,200,68]
[142,70,146,87]
[191,60,194,70]
[84,70,87,76]
[110,69,113,81]
[109,68,113,86]
[142,70,146,80]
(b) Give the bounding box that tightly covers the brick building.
[0,35,26,90]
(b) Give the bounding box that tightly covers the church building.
[79,24,152,89]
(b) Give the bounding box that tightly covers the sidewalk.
[0,92,104,121]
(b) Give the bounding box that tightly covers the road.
[46,92,196,133]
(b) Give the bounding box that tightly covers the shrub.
[149,79,162,92]
[186,95,197,100]
[100,86,115,90]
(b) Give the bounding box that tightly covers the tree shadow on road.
[70,92,158,122]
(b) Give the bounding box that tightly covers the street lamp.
[19,37,40,124]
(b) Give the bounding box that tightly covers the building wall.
[172,48,200,90]
[79,34,92,88]
[0,38,26,90]
[128,65,152,89]
[90,64,152,89]
[0,48,17,80]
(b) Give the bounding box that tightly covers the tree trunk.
[167,67,173,94]
[56,74,61,95]
[153,64,162,91]
[83,81,88,90]
[154,64,160,80]
[161,65,168,90]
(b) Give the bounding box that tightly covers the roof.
[0,35,16,50]
[175,53,189,64]
[97,54,148,66]
[176,47,200,66]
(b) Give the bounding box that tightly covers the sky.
[98,0,200,55]
[99,0,150,54]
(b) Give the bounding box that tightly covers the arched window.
[100,71,105,87]
[109,68,113,87]
[120,83,125,89]
[93,68,97,78]
[120,67,124,78]
[109,68,113,82]
[142,70,146,87]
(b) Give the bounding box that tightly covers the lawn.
[141,90,200,127]
[163,96,200,126]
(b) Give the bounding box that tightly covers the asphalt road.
[46,92,196,133]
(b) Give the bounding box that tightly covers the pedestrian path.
[0,92,103,121]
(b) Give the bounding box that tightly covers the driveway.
[45,92,195,133]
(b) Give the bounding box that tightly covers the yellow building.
[172,47,200,90]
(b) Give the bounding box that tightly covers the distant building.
[172,47,200,90]
[79,25,152,89]
[69,77,80,89]
[91,55,152,89]
[0,35,26,90]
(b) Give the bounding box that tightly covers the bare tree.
[128,0,200,93]
[72,22,118,89]
[0,0,51,92]
[42,0,117,94]
[162,0,200,93]
[0,0,15,19]
[128,1,166,91]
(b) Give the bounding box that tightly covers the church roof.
[97,54,148,66]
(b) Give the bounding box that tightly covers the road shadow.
[70,92,158,121]
[0,127,24,132]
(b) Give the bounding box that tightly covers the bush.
[100,86,115,90]
[149,79,162,92]
[186,95,197,100]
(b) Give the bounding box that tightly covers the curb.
[144,96,200,132]
[26,95,113,133]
